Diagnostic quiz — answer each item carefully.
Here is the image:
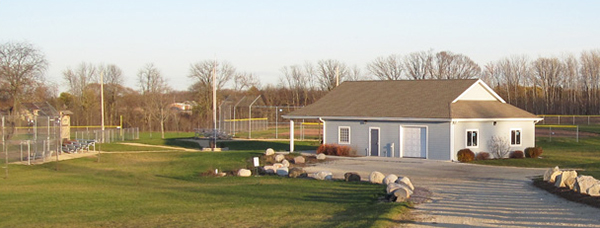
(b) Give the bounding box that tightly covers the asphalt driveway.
[302,156,600,227]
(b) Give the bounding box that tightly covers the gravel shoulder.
[303,156,600,227]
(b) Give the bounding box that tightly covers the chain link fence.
[1,116,60,166]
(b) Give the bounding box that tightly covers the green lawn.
[0,144,408,227]
[473,136,600,178]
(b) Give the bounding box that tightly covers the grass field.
[0,137,408,228]
[473,127,600,178]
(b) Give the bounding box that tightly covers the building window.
[339,127,350,144]
[511,129,522,146]
[467,130,478,147]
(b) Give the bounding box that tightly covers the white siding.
[323,120,452,160]
[457,83,498,101]
[453,120,536,159]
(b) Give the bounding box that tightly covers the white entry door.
[402,127,426,158]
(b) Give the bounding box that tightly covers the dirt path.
[303,157,600,227]
[118,142,200,152]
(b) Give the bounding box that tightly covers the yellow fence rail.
[224,118,268,122]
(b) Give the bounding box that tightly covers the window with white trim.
[339,127,350,144]
[510,129,522,146]
[466,129,478,147]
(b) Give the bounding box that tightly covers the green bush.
[475,152,491,160]
[509,150,524,159]
[525,147,543,158]
[457,149,475,162]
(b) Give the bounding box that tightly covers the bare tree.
[429,51,481,79]
[404,51,432,80]
[367,54,404,80]
[532,57,564,114]
[0,42,48,120]
[580,50,600,114]
[63,62,98,125]
[347,65,365,81]
[280,65,310,106]
[188,60,235,126]
[233,72,260,91]
[316,59,348,91]
[98,64,125,125]
[138,63,171,138]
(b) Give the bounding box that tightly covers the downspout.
[319,118,325,144]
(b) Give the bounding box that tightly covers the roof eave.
[283,115,451,122]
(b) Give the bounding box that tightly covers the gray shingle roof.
[285,79,538,120]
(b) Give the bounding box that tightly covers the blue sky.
[1,0,599,92]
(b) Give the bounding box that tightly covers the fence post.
[27,141,31,166]
[573,115,575,125]
[577,125,579,143]
[3,116,7,179]
[549,126,552,142]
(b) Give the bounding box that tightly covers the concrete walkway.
[303,157,600,227]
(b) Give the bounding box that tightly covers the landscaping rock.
[265,148,275,156]
[574,175,598,193]
[316,153,326,160]
[275,154,285,162]
[237,169,252,177]
[396,176,415,191]
[263,165,276,174]
[217,172,227,177]
[369,171,385,184]
[289,167,307,178]
[555,170,577,189]
[314,171,333,180]
[344,172,361,182]
[281,159,290,168]
[587,183,600,197]
[386,183,413,195]
[293,156,305,164]
[383,174,398,185]
[543,166,560,182]
[276,167,289,176]
[272,163,284,169]
[392,188,411,202]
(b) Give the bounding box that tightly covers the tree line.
[2,41,600,138]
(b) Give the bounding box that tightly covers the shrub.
[457,149,475,162]
[317,144,355,156]
[475,152,491,160]
[525,147,543,158]
[509,150,524,159]
[488,136,510,158]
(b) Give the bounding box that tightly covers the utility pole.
[212,59,217,150]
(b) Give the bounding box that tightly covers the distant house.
[283,79,542,160]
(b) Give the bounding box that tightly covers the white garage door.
[402,127,427,158]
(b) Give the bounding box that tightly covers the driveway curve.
[303,156,600,227]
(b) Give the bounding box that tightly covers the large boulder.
[555,170,578,189]
[263,165,276,174]
[275,154,285,162]
[237,169,252,177]
[587,183,600,197]
[392,188,411,202]
[265,148,275,156]
[369,171,385,184]
[293,156,306,164]
[396,176,415,191]
[281,160,290,168]
[543,166,561,182]
[314,171,333,180]
[574,175,598,193]
[316,153,326,160]
[272,163,284,169]
[383,174,398,185]
[344,172,361,182]
[276,167,289,176]
[386,183,413,195]
[289,167,307,178]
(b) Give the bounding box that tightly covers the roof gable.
[453,80,505,103]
